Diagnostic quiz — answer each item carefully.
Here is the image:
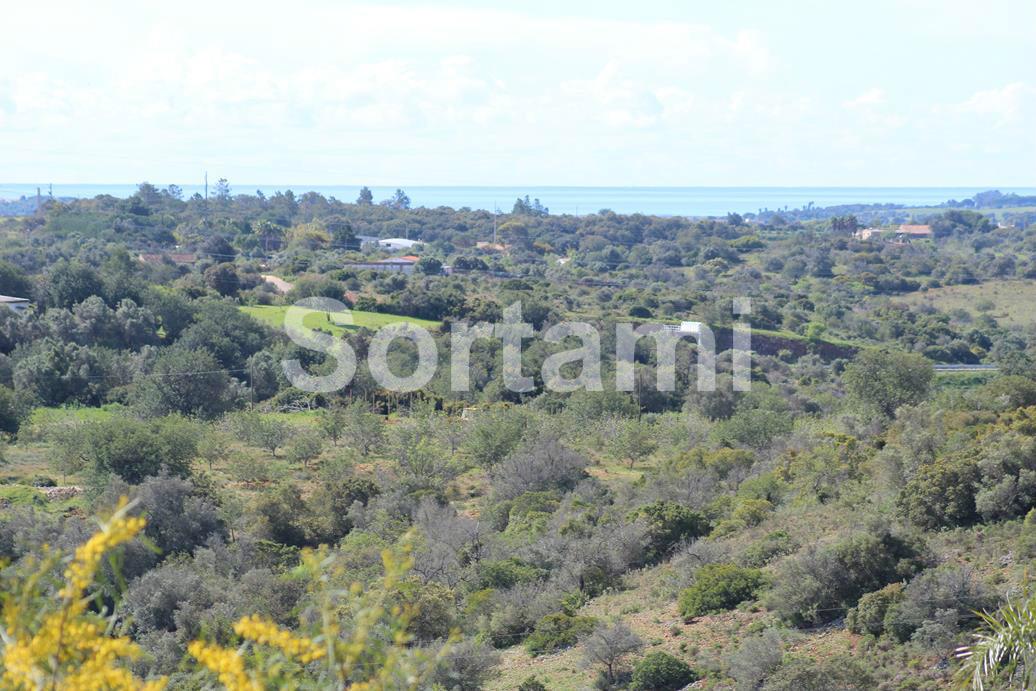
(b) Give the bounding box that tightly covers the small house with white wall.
[0,295,31,315]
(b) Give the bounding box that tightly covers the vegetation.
[0,186,1033,688]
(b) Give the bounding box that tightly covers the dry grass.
[896,279,1036,329]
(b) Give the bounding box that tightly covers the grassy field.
[896,279,1036,328]
[241,304,441,336]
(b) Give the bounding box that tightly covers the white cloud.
[952,82,1034,125]
[843,88,886,109]
[0,1,1031,185]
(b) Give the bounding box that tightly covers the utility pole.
[204,172,208,200]
[493,203,499,245]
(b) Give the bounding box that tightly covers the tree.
[285,429,324,468]
[843,349,933,418]
[0,260,32,298]
[130,346,238,419]
[204,262,241,296]
[381,189,411,210]
[356,186,374,205]
[609,418,657,468]
[463,406,530,467]
[336,401,384,456]
[213,177,231,202]
[581,621,643,685]
[316,405,348,446]
[44,259,104,309]
[416,257,443,275]
[228,412,291,456]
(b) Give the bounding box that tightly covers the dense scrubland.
[0,185,1035,689]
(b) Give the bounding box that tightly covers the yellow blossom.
[233,614,326,664]
[188,640,258,691]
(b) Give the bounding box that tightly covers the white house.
[0,295,31,315]
[376,238,422,251]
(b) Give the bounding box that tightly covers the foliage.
[955,593,1036,691]
[0,498,166,689]
[767,529,927,627]
[843,349,934,417]
[525,612,598,657]
[761,654,875,691]
[55,414,199,485]
[629,501,709,563]
[678,562,765,620]
[846,583,904,636]
[581,621,643,685]
[630,651,698,691]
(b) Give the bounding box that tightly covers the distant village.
[853,223,933,243]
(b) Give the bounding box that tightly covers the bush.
[762,654,874,690]
[882,565,996,644]
[728,628,787,690]
[433,639,500,691]
[629,501,709,563]
[678,563,765,620]
[517,677,547,691]
[630,651,698,691]
[525,612,597,657]
[739,530,798,568]
[898,456,980,528]
[478,558,548,590]
[62,415,199,485]
[767,530,927,627]
[490,435,588,502]
[845,583,904,636]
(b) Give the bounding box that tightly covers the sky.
[0,0,1034,187]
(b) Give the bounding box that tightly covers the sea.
[2,184,1035,217]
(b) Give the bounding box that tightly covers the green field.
[241,304,441,336]
[897,279,1036,328]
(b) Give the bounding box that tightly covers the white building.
[377,238,422,251]
[0,295,31,315]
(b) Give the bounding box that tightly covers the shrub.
[678,563,765,620]
[740,530,798,568]
[525,612,598,657]
[491,435,588,501]
[767,530,927,627]
[898,456,980,528]
[630,651,698,691]
[517,677,548,691]
[61,414,199,485]
[845,583,904,636]
[762,654,874,690]
[478,558,548,590]
[629,501,709,563]
[728,628,787,690]
[433,639,500,691]
[882,565,996,644]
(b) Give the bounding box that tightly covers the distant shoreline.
[3,184,1035,217]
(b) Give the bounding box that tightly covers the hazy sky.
[1,0,1033,186]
